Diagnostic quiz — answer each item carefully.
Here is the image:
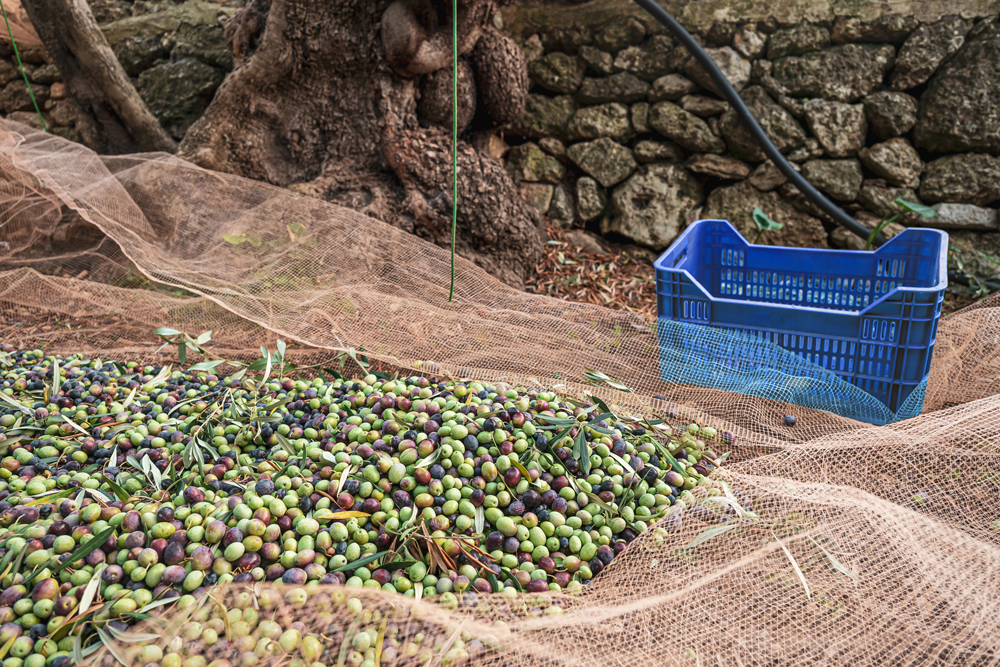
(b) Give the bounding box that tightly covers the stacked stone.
[0,0,241,143]
[502,11,1000,283]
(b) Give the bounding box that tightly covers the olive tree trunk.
[178,0,541,288]
[20,0,177,154]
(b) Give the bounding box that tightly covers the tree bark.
[179,0,541,288]
[20,0,177,154]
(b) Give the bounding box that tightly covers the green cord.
[0,0,49,133]
[448,0,458,302]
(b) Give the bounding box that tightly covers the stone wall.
[0,0,239,143]
[498,1,1000,287]
[2,0,999,287]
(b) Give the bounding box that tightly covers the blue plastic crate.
[654,219,948,425]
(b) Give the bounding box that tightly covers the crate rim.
[654,219,949,318]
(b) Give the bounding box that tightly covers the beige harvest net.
[0,119,998,666]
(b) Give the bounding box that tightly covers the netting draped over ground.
[0,119,998,665]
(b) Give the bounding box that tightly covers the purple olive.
[161,566,187,585]
[123,531,145,549]
[190,546,213,571]
[321,571,346,585]
[526,579,548,593]
[102,566,123,584]
[163,542,185,566]
[596,545,614,566]
[259,543,281,562]
[223,527,243,547]
[236,553,261,571]
[54,596,77,616]
[31,579,58,602]
[521,490,541,509]
[484,532,503,551]
[204,520,226,544]
[121,511,140,533]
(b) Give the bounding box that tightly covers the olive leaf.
[374,617,388,666]
[336,464,356,496]
[101,475,130,503]
[9,541,27,580]
[0,635,14,659]
[23,489,72,507]
[315,510,370,521]
[484,570,502,593]
[287,222,308,243]
[607,451,635,475]
[82,488,111,503]
[510,459,532,484]
[587,394,614,417]
[574,429,591,476]
[415,449,442,469]
[143,365,172,391]
[774,531,810,599]
[583,367,632,393]
[474,504,485,535]
[808,536,855,580]
[105,627,162,643]
[274,432,297,458]
[686,522,745,548]
[585,491,617,516]
[96,627,129,667]
[50,356,60,404]
[57,413,90,436]
[0,393,31,417]
[895,198,937,218]
[338,613,365,667]
[79,566,104,615]
[120,385,138,409]
[189,359,224,372]
[752,207,783,231]
[261,346,273,384]
[654,442,688,477]
[53,526,115,574]
[384,560,417,571]
[139,597,179,614]
[328,550,388,573]
[499,567,523,592]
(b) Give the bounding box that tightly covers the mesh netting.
[0,0,42,51]
[0,119,998,665]
[657,319,931,426]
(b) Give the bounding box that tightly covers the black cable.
[631,0,887,246]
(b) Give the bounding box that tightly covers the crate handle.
[672,247,688,267]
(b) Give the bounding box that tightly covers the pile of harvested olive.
[0,347,741,666]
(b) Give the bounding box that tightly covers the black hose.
[631,0,887,246]
[949,270,1000,294]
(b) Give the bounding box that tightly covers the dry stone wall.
[499,1,1000,288]
[2,0,999,288]
[0,0,239,144]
